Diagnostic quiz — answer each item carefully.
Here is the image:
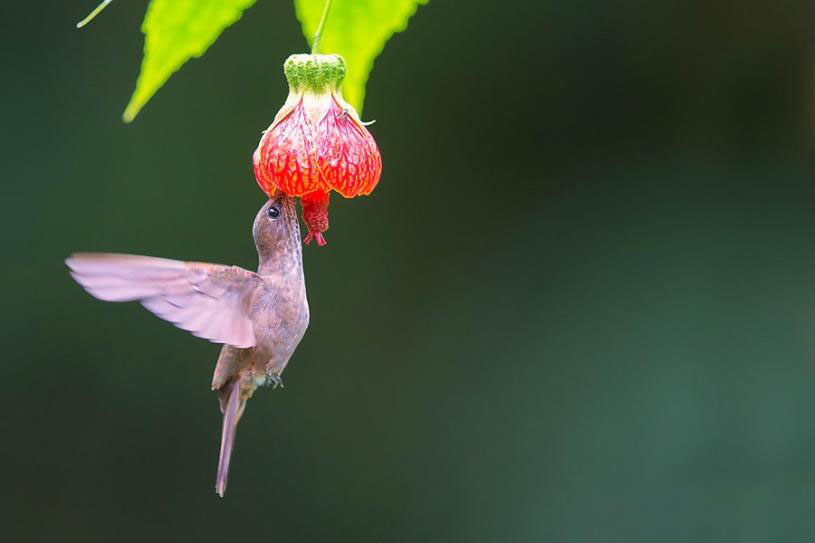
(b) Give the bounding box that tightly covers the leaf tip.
[122,103,138,123]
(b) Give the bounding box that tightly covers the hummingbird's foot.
[267,373,284,389]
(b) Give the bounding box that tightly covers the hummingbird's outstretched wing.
[66,253,261,348]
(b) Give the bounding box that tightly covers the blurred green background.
[2,1,815,541]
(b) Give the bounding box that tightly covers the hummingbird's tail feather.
[216,378,242,497]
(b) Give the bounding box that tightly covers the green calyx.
[284,54,346,94]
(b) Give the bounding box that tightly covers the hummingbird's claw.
[267,373,284,389]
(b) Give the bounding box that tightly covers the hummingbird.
[65,193,310,496]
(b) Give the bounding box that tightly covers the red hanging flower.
[253,54,382,246]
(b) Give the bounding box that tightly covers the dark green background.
[2,1,814,541]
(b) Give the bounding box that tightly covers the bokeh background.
[2,1,814,541]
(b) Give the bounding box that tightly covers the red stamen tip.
[303,231,327,246]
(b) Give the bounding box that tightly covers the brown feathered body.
[66,195,309,496]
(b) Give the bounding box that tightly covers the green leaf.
[294,0,428,114]
[123,0,256,122]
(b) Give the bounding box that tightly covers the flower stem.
[311,0,334,54]
[76,0,114,29]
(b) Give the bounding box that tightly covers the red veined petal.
[253,100,328,198]
[316,99,382,198]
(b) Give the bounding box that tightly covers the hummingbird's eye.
[268,205,281,219]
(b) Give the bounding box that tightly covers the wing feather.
[66,253,261,348]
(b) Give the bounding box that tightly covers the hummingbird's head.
[252,191,302,265]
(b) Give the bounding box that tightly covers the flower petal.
[316,98,382,198]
